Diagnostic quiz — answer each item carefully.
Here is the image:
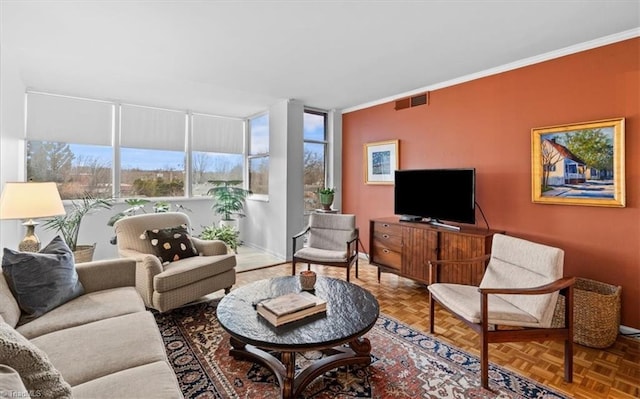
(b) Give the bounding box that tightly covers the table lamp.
[0,182,66,252]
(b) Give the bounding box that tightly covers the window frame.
[247,112,270,199]
[303,108,329,213]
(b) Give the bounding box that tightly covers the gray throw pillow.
[2,236,85,323]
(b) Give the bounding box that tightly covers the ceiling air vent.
[395,92,429,110]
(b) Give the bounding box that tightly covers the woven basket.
[73,243,96,264]
[554,277,622,348]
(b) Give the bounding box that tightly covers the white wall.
[0,47,27,252]
[241,99,305,260]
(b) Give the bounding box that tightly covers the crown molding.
[343,28,640,114]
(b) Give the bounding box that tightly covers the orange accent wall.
[343,38,640,328]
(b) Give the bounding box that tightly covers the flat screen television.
[394,168,476,226]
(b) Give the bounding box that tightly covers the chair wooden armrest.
[292,226,311,252]
[293,226,310,240]
[346,228,359,254]
[479,276,576,296]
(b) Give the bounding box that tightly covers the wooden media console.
[369,217,503,286]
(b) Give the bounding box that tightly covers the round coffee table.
[216,276,379,399]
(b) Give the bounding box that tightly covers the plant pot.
[319,193,334,210]
[73,243,96,263]
[299,270,317,291]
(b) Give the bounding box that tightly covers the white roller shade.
[120,104,186,151]
[192,113,244,154]
[26,92,113,146]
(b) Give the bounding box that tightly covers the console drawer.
[372,231,402,252]
[371,245,401,270]
[372,221,402,236]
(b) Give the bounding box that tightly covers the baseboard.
[620,325,640,339]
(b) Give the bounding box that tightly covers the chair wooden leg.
[224,286,231,295]
[564,337,573,382]
[480,294,490,390]
[291,261,296,276]
[481,331,489,390]
[346,265,350,282]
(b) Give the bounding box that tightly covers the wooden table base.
[229,336,372,399]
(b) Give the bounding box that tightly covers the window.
[191,114,244,196]
[248,113,269,196]
[119,105,187,198]
[303,110,327,212]
[25,91,248,201]
[25,93,114,199]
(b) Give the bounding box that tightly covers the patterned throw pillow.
[0,320,72,398]
[2,236,85,323]
[144,224,198,264]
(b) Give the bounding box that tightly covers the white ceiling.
[2,1,639,118]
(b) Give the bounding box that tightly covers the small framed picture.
[531,118,625,207]
[364,140,399,185]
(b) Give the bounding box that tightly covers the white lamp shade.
[0,182,66,220]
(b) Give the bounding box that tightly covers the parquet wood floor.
[234,259,640,399]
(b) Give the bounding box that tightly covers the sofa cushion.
[17,287,145,339]
[0,319,72,398]
[0,365,31,398]
[2,236,84,323]
[31,312,167,387]
[144,224,198,264]
[71,361,183,399]
[0,273,21,328]
[154,253,236,292]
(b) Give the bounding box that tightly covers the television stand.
[427,219,461,231]
[369,217,503,286]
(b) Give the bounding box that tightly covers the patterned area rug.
[154,300,568,399]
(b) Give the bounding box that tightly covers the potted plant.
[44,193,113,262]
[199,224,240,253]
[207,180,251,228]
[317,187,335,211]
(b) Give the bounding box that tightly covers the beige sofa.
[0,258,183,398]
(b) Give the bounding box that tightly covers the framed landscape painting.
[364,140,399,185]
[531,118,625,207]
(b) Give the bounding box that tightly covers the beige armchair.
[428,233,575,390]
[114,212,236,312]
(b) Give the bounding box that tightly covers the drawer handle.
[382,234,389,239]
[383,223,390,227]
[383,249,390,254]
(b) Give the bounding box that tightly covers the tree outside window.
[249,114,269,195]
[27,141,112,200]
[303,111,327,212]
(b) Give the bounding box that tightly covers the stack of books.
[256,291,327,327]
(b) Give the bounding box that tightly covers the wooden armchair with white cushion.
[114,212,236,312]
[428,233,575,390]
[292,213,359,281]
